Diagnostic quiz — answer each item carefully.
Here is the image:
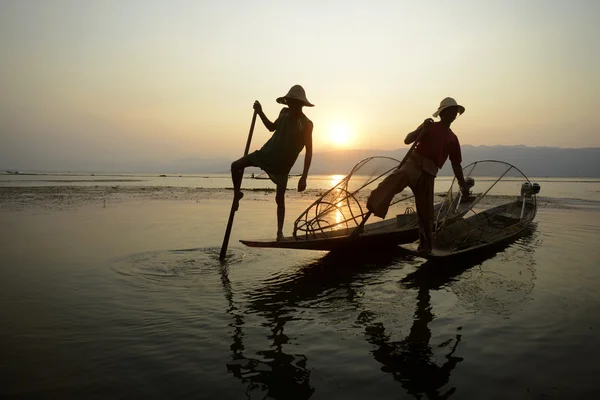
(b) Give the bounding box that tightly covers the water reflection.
[364,225,538,398]
[220,260,315,400]
[362,287,463,399]
[220,250,411,399]
[220,225,539,399]
[329,174,345,188]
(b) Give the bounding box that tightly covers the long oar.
[219,111,258,260]
[350,123,429,239]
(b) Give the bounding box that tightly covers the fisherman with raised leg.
[230,85,314,241]
[366,97,470,254]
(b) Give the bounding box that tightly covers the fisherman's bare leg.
[276,184,286,240]
[414,173,435,252]
[367,159,417,219]
[230,156,253,210]
[367,169,410,218]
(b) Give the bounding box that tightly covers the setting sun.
[329,122,353,148]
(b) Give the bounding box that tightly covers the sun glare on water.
[329,174,345,188]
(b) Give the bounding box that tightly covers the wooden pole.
[219,111,258,260]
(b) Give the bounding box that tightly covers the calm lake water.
[1,174,600,399]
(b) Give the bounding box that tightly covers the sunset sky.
[1,0,598,170]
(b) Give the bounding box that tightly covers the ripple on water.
[110,246,250,286]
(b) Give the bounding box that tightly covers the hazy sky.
[1,0,599,170]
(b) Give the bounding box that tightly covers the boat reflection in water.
[220,225,538,399]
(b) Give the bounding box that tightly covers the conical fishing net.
[433,160,539,251]
[293,157,418,240]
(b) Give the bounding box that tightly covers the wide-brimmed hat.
[432,97,465,118]
[276,85,314,107]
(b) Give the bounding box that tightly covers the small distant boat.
[400,161,541,259]
[250,173,270,180]
[6,170,19,174]
[249,173,301,180]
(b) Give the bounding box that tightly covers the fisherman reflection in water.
[231,85,314,241]
[366,282,463,399]
[367,97,471,254]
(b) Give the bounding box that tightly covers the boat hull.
[240,228,418,252]
[240,199,476,252]
[400,200,536,259]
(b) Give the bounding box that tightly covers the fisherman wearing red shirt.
[367,97,470,253]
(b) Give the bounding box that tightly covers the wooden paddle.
[219,111,258,260]
[350,121,430,239]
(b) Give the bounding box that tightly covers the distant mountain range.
[3,145,599,177]
[159,145,600,178]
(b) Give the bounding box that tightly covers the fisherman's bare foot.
[460,194,475,203]
[276,232,285,241]
[233,191,244,211]
[417,242,432,255]
[366,202,374,214]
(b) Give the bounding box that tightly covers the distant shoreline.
[0,185,594,213]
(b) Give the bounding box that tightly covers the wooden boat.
[241,156,477,251]
[240,199,477,251]
[242,159,540,261]
[400,161,541,259]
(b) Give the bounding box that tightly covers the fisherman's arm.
[404,118,433,144]
[452,162,470,196]
[298,122,313,192]
[449,136,469,195]
[253,101,277,132]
